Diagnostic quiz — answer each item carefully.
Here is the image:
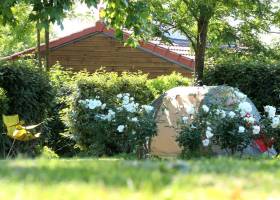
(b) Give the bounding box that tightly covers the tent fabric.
[150,86,261,156]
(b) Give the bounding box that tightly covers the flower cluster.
[75,93,157,157]
[177,95,263,156]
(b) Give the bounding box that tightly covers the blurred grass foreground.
[0,157,280,200]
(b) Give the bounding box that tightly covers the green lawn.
[0,157,279,200]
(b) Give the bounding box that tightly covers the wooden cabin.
[4,22,194,78]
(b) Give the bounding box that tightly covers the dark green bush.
[45,65,82,157]
[0,87,9,121]
[204,61,280,111]
[0,60,54,158]
[0,60,53,122]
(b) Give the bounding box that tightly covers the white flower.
[117,125,125,133]
[132,130,136,135]
[182,116,188,124]
[238,102,252,116]
[264,105,276,118]
[202,105,209,113]
[105,109,115,121]
[271,116,280,128]
[216,109,226,118]
[220,110,226,118]
[78,100,86,104]
[202,139,210,147]
[130,97,134,101]
[234,91,247,101]
[122,96,130,105]
[206,130,213,139]
[252,125,260,135]
[228,111,236,118]
[244,116,255,124]
[142,105,154,113]
[123,102,137,113]
[101,103,106,110]
[186,106,195,115]
[131,117,138,122]
[87,99,102,110]
[117,94,123,99]
[238,126,245,133]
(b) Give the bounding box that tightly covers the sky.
[54,3,280,45]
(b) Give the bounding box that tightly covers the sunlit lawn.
[0,157,279,200]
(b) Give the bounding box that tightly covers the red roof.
[2,21,194,70]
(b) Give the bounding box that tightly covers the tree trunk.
[44,22,50,71]
[36,20,42,68]
[194,16,209,86]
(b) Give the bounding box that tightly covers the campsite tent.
[150,86,261,156]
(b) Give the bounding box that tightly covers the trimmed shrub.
[0,60,53,123]
[203,61,280,111]
[147,72,191,98]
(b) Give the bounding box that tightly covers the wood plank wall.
[49,33,192,78]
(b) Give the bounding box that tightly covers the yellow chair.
[2,114,41,141]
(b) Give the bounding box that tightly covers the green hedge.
[147,72,191,98]
[203,61,280,111]
[0,88,9,129]
[0,60,54,157]
[0,60,53,123]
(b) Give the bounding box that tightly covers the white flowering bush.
[177,93,262,157]
[260,105,280,152]
[67,93,156,158]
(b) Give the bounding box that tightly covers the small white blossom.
[252,125,260,135]
[238,102,252,116]
[216,109,226,118]
[220,110,226,118]
[117,94,123,99]
[264,105,276,118]
[182,116,188,124]
[272,116,280,128]
[123,102,137,113]
[101,103,106,110]
[202,139,210,147]
[234,91,247,101]
[87,99,102,110]
[238,126,245,133]
[142,105,154,113]
[206,127,213,138]
[117,125,125,133]
[131,117,138,122]
[202,105,209,113]
[228,111,236,118]
[186,106,195,115]
[132,130,136,135]
[245,116,255,124]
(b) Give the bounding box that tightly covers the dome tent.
[150,86,267,156]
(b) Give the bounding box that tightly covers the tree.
[26,0,75,70]
[0,3,37,57]
[86,0,280,85]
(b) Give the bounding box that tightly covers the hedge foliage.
[0,60,53,123]
[0,60,54,158]
[147,72,190,98]
[0,87,9,132]
[204,61,280,111]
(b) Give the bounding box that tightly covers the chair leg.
[7,139,15,159]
